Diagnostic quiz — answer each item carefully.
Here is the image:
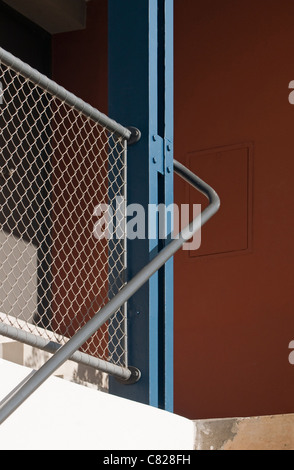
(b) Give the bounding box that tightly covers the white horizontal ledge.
[0,359,195,450]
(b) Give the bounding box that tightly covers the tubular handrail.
[0,47,132,140]
[0,160,220,424]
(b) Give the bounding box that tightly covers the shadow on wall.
[0,341,109,393]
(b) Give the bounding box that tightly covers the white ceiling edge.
[2,0,88,34]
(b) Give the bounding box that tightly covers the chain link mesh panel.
[0,58,128,368]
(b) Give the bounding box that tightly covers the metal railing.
[0,157,220,424]
[0,47,221,424]
[0,47,130,377]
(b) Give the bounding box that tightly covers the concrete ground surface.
[194,414,294,450]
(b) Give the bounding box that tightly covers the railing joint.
[115,366,141,385]
[126,126,142,145]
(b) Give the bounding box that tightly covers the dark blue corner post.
[108,0,174,411]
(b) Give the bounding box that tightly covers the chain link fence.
[0,51,128,370]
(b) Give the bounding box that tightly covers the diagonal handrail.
[0,158,220,424]
[0,47,132,140]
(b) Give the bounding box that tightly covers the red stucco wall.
[174,0,294,419]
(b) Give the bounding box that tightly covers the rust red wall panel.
[174,0,294,419]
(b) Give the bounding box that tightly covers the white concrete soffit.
[2,0,88,34]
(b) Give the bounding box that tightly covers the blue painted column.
[108,0,174,411]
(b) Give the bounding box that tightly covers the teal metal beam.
[108,0,174,411]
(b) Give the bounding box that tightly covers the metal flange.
[116,366,141,385]
[127,127,141,145]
